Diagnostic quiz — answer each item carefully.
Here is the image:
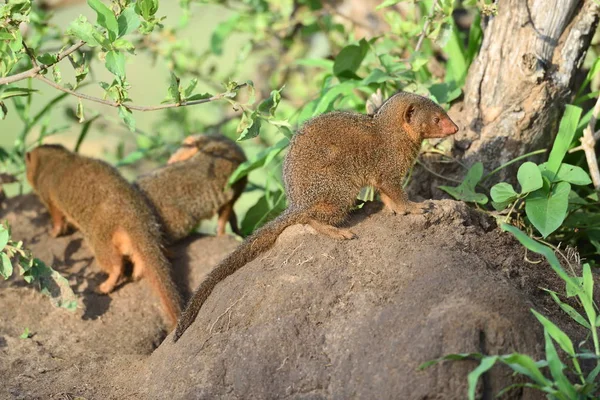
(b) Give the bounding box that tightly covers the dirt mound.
[0,195,239,399]
[137,201,586,400]
[0,196,592,399]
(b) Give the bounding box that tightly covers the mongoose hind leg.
[378,185,429,215]
[216,201,234,236]
[306,203,356,240]
[94,244,125,294]
[48,201,69,238]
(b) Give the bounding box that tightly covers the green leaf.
[543,289,591,329]
[167,72,181,103]
[241,190,287,236]
[36,53,57,65]
[531,310,575,356]
[467,356,498,400]
[76,100,84,123]
[258,87,283,117]
[135,0,159,20]
[88,0,119,42]
[428,82,462,104]
[228,138,289,185]
[19,327,30,339]
[238,114,262,141]
[542,330,577,398]
[444,20,468,87]
[362,68,394,85]
[105,50,126,78]
[546,105,582,175]
[67,16,107,47]
[0,225,8,250]
[525,182,570,238]
[439,162,488,204]
[517,162,543,193]
[117,6,141,37]
[117,149,145,166]
[183,78,198,97]
[118,105,135,132]
[312,81,361,116]
[185,93,212,102]
[112,38,134,52]
[0,252,12,279]
[500,353,551,386]
[333,39,369,78]
[490,182,518,203]
[210,14,241,55]
[0,87,37,100]
[375,0,406,10]
[538,162,591,186]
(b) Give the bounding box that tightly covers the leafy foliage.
[0,222,78,311]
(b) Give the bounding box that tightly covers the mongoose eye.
[433,116,440,124]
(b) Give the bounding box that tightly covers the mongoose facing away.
[135,134,247,243]
[174,91,458,341]
[25,144,182,330]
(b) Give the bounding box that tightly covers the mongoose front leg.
[378,183,428,215]
[48,201,68,237]
[217,201,235,236]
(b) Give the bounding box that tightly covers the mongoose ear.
[404,104,416,123]
[25,151,32,163]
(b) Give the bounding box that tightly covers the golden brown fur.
[25,144,182,330]
[174,91,458,341]
[135,134,247,243]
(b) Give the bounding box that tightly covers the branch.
[572,95,600,190]
[0,41,85,86]
[35,74,247,111]
[414,0,440,53]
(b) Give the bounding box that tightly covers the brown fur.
[135,134,247,243]
[25,144,182,330]
[174,91,458,341]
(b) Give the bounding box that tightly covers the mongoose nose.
[441,118,459,136]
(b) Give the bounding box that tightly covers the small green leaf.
[467,356,498,400]
[362,68,394,85]
[117,149,145,166]
[333,39,369,78]
[167,72,181,103]
[117,6,141,37]
[531,310,575,356]
[185,93,212,102]
[538,162,591,186]
[525,182,570,238]
[76,100,84,123]
[490,182,518,203]
[67,16,107,47]
[88,0,119,42]
[375,0,406,10]
[183,78,198,97]
[118,105,135,132]
[228,138,289,185]
[258,87,284,117]
[238,114,262,141]
[428,82,462,104]
[542,330,577,398]
[105,50,126,78]
[241,190,287,236]
[19,327,30,339]
[37,53,57,65]
[112,38,134,52]
[0,252,12,279]
[0,225,8,249]
[517,162,543,193]
[0,87,37,100]
[547,105,582,175]
[543,289,591,329]
[500,353,551,386]
[439,162,488,204]
[135,0,159,20]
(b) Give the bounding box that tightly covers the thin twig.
[0,41,85,86]
[578,96,600,189]
[35,74,247,111]
[414,0,440,54]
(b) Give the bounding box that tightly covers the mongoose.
[135,134,247,243]
[174,91,458,341]
[25,144,182,329]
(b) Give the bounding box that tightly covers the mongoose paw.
[97,281,114,294]
[334,228,357,240]
[49,225,67,238]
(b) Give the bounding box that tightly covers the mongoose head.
[25,144,69,187]
[375,91,459,142]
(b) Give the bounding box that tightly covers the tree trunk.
[413,0,600,197]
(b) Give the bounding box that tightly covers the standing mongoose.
[135,134,247,243]
[173,91,458,341]
[25,144,182,330]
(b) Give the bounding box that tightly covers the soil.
[0,195,596,399]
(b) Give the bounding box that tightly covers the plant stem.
[482,149,547,181]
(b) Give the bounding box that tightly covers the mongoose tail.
[173,209,306,341]
[127,227,183,329]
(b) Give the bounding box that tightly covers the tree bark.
[414,0,599,198]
